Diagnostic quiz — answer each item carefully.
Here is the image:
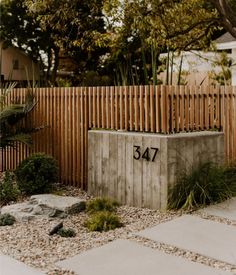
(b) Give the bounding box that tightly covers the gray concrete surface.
[88,130,224,210]
[137,215,236,265]
[199,197,236,221]
[0,254,44,275]
[56,239,232,275]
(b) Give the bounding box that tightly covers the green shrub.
[84,211,122,232]
[168,162,236,210]
[0,213,16,226]
[86,198,119,214]
[57,228,76,238]
[0,171,20,206]
[15,153,58,195]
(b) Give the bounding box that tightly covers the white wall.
[232,48,236,86]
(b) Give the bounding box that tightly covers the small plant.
[168,162,236,210]
[15,153,58,195]
[84,211,122,232]
[57,228,76,238]
[86,198,119,214]
[0,171,20,206]
[0,213,16,226]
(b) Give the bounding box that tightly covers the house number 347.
[133,146,159,162]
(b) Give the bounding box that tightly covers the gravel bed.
[0,186,179,274]
[0,185,236,275]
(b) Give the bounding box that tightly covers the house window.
[12,59,19,70]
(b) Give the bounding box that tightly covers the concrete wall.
[88,131,224,210]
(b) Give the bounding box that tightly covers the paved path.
[0,254,44,275]
[1,198,236,275]
[56,198,236,275]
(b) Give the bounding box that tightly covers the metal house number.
[133,146,159,162]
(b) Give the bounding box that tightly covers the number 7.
[151,147,159,162]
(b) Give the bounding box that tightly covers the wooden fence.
[1,85,236,189]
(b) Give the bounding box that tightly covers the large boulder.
[1,194,86,222]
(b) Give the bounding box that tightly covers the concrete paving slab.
[0,254,44,275]
[137,215,236,265]
[199,197,236,221]
[56,239,232,275]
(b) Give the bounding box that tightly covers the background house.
[159,33,236,86]
[0,41,40,85]
[216,32,236,85]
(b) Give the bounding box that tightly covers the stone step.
[137,215,236,265]
[0,254,44,275]
[199,197,236,221]
[56,239,232,275]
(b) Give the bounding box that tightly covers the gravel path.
[0,186,235,274]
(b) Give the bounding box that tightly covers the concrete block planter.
[88,130,224,210]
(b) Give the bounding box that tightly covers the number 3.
[133,146,141,160]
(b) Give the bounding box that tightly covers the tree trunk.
[51,46,60,86]
[210,0,236,38]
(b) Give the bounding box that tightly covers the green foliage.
[86,198,119,214]
[168,162,236,210]
[84,211,122,232]
[0,213,16,226]
[0,84,37,149]
[15,153,58,195]
[103,0,219,85]
[57,228,76,238]
[209,52,232,86]
[0,171,20,206]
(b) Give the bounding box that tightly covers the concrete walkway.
[1,198,236,275]
[56,198,236,275]
[0,254,44,275]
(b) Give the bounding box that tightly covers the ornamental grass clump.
[85,211,122,232]
[0,213,16,226]
[168,162,236,210]
[57,228,76,238]
[15,153,58,195]
[85,197,122,232]
[86,197,119,214]
[0,171,20,206]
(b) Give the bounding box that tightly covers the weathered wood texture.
[88,131,224,209]
[0,85,235,188]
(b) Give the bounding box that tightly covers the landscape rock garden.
[0,153,236,274]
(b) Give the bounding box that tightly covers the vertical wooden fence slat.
[140,86,144,131]
[179,86,184,131]
[106,86,111,129]
[129,86,134,131]
[150,85,155,132]
[189,86,194,130]
[194,86,199,131]
[88,87,92,129]
[115,86,119,129]
[175,86,180,132]
[124,86,129,130]
[120,86,124,130]
[145,85,150,132]
[134,86,139,131]
[185,86,190,131]
[110,86,115,129]
[155,85,161,133]
[84,88,89,188]
[76,87,81,186]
